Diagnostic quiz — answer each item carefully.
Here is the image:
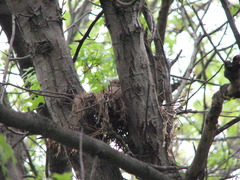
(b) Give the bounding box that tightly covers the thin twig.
[1,15,16,104]
[22,141,38,177]
[173,37,202,102]
[177,136,240,141]
[1,82,73,101]
[88,0,101,7]
[170,50,182,67]
[186,64,224,102]
[115,0,139,7]
[64,11,91,33]
[216,116,240,135]
[192,6,225,62]
[5,126,27,136]
[220,0,240,49]
[72,10,103,63]
[9,54,31,61]
[179,2,197,39]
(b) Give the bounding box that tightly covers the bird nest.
[71,85,128,150]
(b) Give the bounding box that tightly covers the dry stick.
[87,0,101,8]
[192,6,225,62]
[22,141,38,177]
[9,54,31,61]
[178,109,240,115]
[173,2,204,103]
[64,11,91,33]
[90,156,98,179]
[220,0,240,49]
[170,50,182,67]
[5,125,27,136]
[173,37,201,102]
[177,136,240,141]
[186,64,224,102]
[184,75,195,111]
[179,2,197,39]
[1,15,16,104]
[193,0,212,34]
[215,116,240,135]
[0,82,72,101]
[72,10,103,63]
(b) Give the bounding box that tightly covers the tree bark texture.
[100,2,179,178]
[4,0,122,179]
[5,0,84,125]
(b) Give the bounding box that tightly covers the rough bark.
[5,0,84,124]
[100,1,179,178]
[0,0,33,81]
[0,0,71,175]
[4,0,121,179]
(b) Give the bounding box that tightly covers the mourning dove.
[109,79,121,94]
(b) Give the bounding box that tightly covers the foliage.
[0,0,239,179]
[52,172,73,180]
[0,135,17,179]
[20,68,45,111]
[71,39,117,92]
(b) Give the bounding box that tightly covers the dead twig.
[220,0,240,49]
[1,15,16,105]
[216,116,240,135]
[72,10,103,63]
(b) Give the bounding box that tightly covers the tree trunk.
[100,1,180,178]
[5,0,123,179]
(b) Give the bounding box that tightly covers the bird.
[109,79,121,94]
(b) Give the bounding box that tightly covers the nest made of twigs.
[71,86,128,150]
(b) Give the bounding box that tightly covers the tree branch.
[185,85,226,180]
[186,54,240,179]
[216,116,240,135]
[220,0,240,49]
[156,0,173,42]
[72,10,103,63]
[0,104,172,180]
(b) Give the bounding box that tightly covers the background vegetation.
[0,0,239,179]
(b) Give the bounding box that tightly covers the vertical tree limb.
[156,0,173,43]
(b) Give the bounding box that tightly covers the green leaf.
[52,172,73,180]
[0,135,17,177]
